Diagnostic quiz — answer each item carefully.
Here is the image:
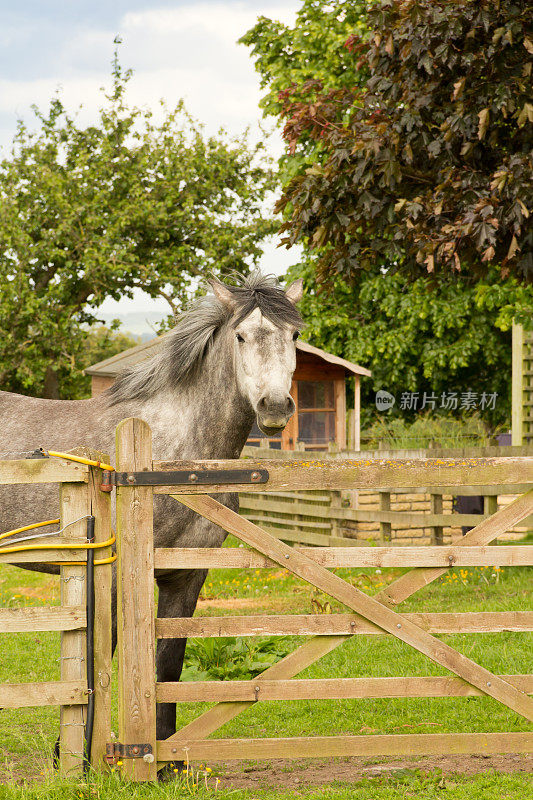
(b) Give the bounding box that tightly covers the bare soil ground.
[2,752,531,789]
[214,753,533,790]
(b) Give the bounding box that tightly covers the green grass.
[361,413,496,450]
[0,553,531,796]
[0,771,532,800]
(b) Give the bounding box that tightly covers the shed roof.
[85,334,371,378]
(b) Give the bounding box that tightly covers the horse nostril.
[258,395,294,418]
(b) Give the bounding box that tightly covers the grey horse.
[0,271,303,749]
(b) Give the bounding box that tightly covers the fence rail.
[239,444,533,548]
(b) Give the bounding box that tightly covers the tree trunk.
[43,366,60,399]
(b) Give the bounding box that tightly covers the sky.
[0,0,302,327]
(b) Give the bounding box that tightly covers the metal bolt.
[255,686,260,692]
[487,681,491,687]
[285,554,290,559]
[127,473,135,484]
[131,746,140,755]
[172,748,177,754]
[145,691,151,698]
[251,471,261,482]
[397,623,402,629]
[188,473,198,483]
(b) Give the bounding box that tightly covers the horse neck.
[133,326,255,460]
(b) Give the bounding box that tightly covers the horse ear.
[209,279,236,309]
[285,278,303,305]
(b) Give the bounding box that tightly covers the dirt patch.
[197,595,292,611]
[0,752,50,786]
[3,581,58,602]
[213,753,533,789]
[1,752,531,788]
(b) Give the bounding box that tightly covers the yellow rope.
[0,518,60,542]
[0,452,117,566]
[0,535,115,557]
[47,450,115,472]
[93,554,117,566]
[53,554,117,566]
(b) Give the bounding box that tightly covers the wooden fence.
[113,418,533,781]
[240,444,533,547]
[0,451,112,776]
[513,323,533,445]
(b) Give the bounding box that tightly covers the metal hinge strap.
[105,742,154,764]
[112,468,269,487]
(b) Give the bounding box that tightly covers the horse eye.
[293,331,300,341]
[236,333,245,343]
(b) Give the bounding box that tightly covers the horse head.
[210,276,303,436]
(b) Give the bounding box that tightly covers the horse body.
[0,272,303,743]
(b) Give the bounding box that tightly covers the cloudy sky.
[0,1,301,325]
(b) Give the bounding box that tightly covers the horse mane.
[108,271,303,404]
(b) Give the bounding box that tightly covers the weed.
[182,636,293,681]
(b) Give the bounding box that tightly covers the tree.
[286,260,511,426]
[241,0,533,428]
[274,0,532,293]
[240,0,367,169]
[0,53,274,398]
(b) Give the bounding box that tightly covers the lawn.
[0,540,531,798]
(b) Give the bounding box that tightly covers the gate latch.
[105,742,154,764]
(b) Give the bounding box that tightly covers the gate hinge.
[105,742,154,764]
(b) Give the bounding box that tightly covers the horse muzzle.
[256,394,295,436]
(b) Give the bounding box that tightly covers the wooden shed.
[85,337,370,451]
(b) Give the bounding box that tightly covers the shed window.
[297,380,336,448]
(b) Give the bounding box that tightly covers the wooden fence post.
[87,454,113,770]
[512,323,525,446]
[430,493,443,545]
[353,376,361,451]
[116,418,157,781]
[329,490,343,543]
[484,495,499,542]
[379,491,392,542]
[59,479,90,777]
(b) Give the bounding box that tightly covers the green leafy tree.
[240,1,368,118]
[287,260,511,426]
[0,54,274,398]
[240,0,368,185]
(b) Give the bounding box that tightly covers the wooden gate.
[0,449,113,776]
[114,418,533,781]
